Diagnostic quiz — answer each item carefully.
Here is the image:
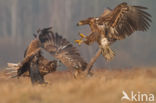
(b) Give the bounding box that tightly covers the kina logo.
[121,90,155,102]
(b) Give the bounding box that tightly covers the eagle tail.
[101,45,115,61]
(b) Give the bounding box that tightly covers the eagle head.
[77,17,94,26]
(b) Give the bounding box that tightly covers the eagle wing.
[98,2,152,40]
[17,48,41,76]
[39,28,87,71]
[100,8,112,18]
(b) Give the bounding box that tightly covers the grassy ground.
[0,67,156,103]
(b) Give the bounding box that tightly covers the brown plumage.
[77,2,152,74]
[38,28,87,78]
[22,39,57,76]
[18,52,57,77]
[17,37,57,84]
[77,2,151,61]
[16,27,88,84]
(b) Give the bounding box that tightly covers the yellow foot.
[75,39,83,45]
[79,33,86,38]
[75,33,87,45]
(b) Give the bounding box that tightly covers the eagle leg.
[29,56,46,85]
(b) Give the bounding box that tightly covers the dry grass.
[0,67,156,103]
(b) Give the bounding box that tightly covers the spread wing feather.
[39,28,87,70]
[99,2,152,40]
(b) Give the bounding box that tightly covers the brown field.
[0,67,156,103]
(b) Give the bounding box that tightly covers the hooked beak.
[76,22,83,26]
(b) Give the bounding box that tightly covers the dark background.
[0,0,155,69]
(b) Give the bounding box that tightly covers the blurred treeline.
[0,0,155,68]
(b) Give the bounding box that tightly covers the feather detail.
[100,45,115,61]
[39,28,87,71]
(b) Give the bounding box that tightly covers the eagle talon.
[75,39,83,45]
[75,33,87,45]
[79,33,86,38]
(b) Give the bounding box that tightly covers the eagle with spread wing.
[76,2,152,72]
[38,27,87,77]
[15,27,87,84]
[16,34,57,84]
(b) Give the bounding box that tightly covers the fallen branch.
[85,48,101,75]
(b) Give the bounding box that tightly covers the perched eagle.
[76,2,152,61]
[16,27,87,84]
